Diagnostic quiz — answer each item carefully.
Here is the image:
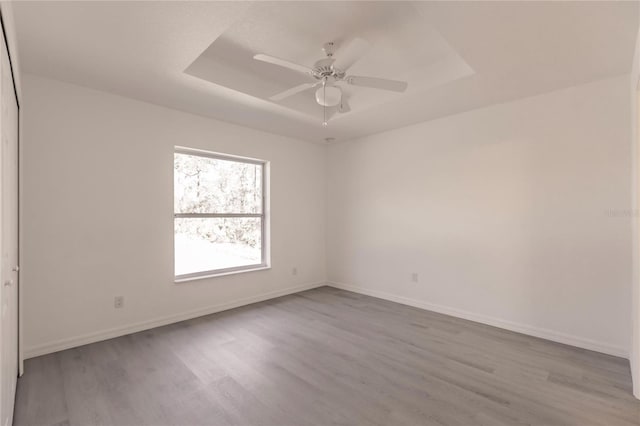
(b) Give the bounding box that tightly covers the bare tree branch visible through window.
[174,150,266,278]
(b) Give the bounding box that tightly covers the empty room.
[1,1,640,425]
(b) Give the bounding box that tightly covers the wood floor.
[14,287,640,426]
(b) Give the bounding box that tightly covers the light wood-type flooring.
[14,287,640,426]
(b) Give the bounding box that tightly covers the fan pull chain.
[322,78,328,127]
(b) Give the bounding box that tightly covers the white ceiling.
[12,1,639,143]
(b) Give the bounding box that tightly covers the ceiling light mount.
[322,42,335,57]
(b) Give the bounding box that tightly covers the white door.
[0,22,18,426]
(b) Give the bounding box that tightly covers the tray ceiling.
[185,2,473,122]
[12,1,639,143]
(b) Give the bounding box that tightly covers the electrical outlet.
[292,267,298,276]
[411,273,419,283]
[114,296,124,309]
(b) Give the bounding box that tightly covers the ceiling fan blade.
[333,38,370,72]
[254,54,312,75]
[337,97,351,113]
[346,75,408,92]
[270,82,318,101]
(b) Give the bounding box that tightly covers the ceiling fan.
[253,38,408,126]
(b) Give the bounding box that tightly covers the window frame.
[174,146,269,281]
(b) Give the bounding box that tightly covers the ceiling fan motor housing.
[312,57,345,80]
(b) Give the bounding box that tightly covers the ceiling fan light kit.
[316,84,341,107]
[253,38,408,126]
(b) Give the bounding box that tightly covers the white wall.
[328,75,632,357]
[22,70,635,370]
[630,19,640,398]
[22,74,327,357]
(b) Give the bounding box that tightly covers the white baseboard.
[24,281,326,359]
[328,281,628,359]
[26,281,628,360]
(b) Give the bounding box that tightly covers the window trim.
[173,146,269,281]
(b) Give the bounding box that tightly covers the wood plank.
[14,287,640,425]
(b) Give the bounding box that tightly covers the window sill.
[174,265,271,283]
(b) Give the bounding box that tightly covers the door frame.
[0,6,21,379]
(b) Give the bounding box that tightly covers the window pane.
[174,153,262,214]
[175,217,262,276]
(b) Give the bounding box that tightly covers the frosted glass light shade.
[315,85,341,107]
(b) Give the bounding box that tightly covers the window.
[174,147,268,280]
